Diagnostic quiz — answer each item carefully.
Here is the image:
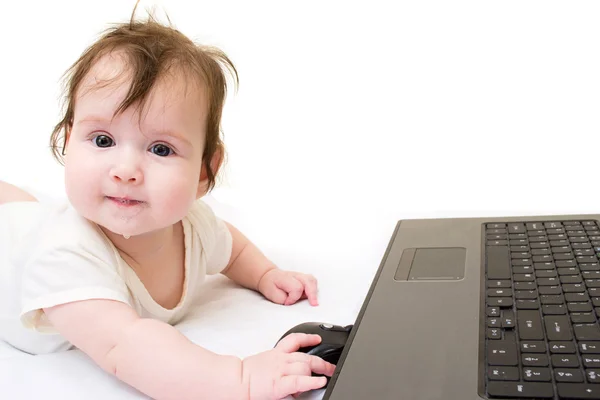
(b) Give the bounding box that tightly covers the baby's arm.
[221,222,319,305]
[220,222,277,290]
[0,180,37,204]
[44,299,245,400]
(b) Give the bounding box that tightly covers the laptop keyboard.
[483,220,600,399]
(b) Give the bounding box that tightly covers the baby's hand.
[257,268,319,306]
[241,333,335,400]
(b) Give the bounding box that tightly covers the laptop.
[323,214,600,400]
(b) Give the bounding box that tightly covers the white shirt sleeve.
[187,200,233,275]
[15,204,132,333]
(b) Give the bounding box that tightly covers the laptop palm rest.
[395,247,466,281]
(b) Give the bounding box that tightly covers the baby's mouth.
[107,196,144,206]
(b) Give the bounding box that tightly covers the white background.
[3,0,600,225]
[1,1,600,399]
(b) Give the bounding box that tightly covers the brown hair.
[49,4,238,192]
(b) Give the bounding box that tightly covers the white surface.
[2,0,600,399]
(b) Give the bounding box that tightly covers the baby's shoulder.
[9,201,113,266]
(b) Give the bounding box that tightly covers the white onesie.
[0,198,232,355]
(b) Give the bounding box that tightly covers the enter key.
[544,315,573,341]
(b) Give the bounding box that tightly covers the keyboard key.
[523,367,551,382]
[558,267,580,275]
[514,274,535,282]
[523,354,549,367]
[583,356,600,368]
[568,302,593,313]
[489,297,513,307]
[547,228,565,234]
[516,290,538,300]
[549,342,576,354]
[487,307,500,317]
[517,299,540,309]
[543,304,567,315]
[488,279,512,288]
[502,310,515,328]
[551,354,579,368]
[554,368,583,382]
[566,292,590,302]
[580,263,600,271]
[586,370,600,383]
[514,266,534,273]
[488,328,501,339]
[509,233,528,239]
[518,310,544,340]
[557,260,577,267]
[521,341,546,353]
[563,283,586,292]
[487,246,511,279]
[557,383,600,399]
[515,281,536,289]
[527,222,545,230]
[574,324,600,340]
[531,242,551,249]
[508,223,526,233]
[538,277,560,286]
[571,313,596,323]
[487,289,513,297]
[580,342,600,354]
[488,340,518,366]
[536,270,557,278]
[544,315,573,340]
[488,366,519,381]
[561,275,583,284]
[541,295,564,305]
[539,286,562,295]
[487,381,553,398]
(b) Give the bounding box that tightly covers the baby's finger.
[276,333,322,353]
[307,356,336,377]
[275,375,328,399]
[284,361,312,377]
[276,277,304,305]
[295,274,319,306]
[265,285,288,305]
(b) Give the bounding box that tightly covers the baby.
[0,9,334,400]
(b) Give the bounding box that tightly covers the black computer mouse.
[276,322,353,387]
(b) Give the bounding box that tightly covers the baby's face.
[64,52,207,237]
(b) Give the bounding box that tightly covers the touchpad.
[395,248,466,281]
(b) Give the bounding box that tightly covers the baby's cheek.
[155,173,197,215]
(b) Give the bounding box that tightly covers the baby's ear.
[196,146,224,199]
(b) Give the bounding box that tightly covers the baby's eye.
[150,144,173,157]
[93,135,114,148]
